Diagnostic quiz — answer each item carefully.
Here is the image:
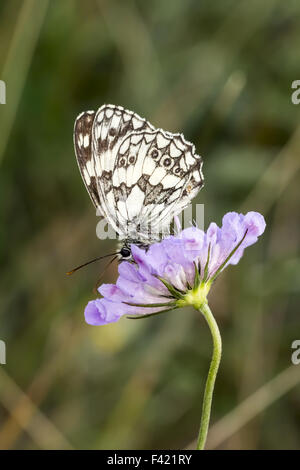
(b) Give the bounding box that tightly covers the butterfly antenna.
[66,252,119,275]
[93,255,119,294]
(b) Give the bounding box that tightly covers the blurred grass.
[0,0,49,165]
[0,0,300,450]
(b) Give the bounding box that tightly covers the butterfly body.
[73,104,204,260]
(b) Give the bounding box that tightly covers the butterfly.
[73,104,204,264]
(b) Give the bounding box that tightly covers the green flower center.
[177,281,212,310]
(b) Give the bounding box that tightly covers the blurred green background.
[0,0,300,450]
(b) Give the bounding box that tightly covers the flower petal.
[84,299,123,326]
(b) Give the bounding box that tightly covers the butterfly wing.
[143,132,204,234]
[74,104,155,235]
[74,104,204,242]
[73,110,99,207]
[112,129,204,241]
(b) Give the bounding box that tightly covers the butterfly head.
[120,245,132,260]
[119,239,151,262]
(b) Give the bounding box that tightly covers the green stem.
[196,302,222,450]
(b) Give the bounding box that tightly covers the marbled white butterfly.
[73,104,204,262]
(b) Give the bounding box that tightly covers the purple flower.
[85,211,266,325]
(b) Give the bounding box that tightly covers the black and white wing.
[73,110,98,206]
[73,104,154,236]
[74,104,204,242]
[112,129,203,241]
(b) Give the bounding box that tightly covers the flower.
[85,211,266,325]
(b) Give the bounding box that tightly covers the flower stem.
[196,302,222,450]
